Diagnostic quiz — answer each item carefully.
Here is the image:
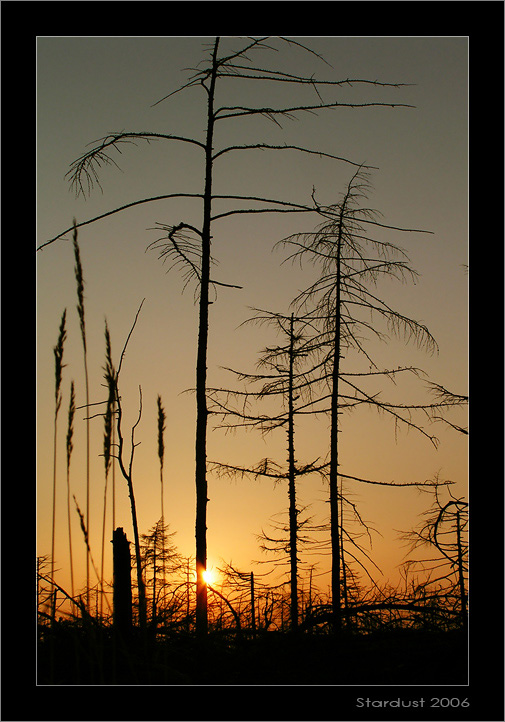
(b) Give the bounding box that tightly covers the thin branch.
[212,142,376,170]
[117,299,146,377]
[220,63,411,90]
[37,195,203,252]
[128,386,143,480]
[337,471,454,489]
[215,99,415,121]
[67,132,205,197]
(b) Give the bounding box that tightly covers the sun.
[202,568,215,586]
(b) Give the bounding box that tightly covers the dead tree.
[279,167,466,630]
[209,310,329,631]
[401,485,468,630]
[217,561,278,634]
[105,303,148,630]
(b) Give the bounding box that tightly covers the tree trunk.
[112,527,132,636]
[340,479,348,625]
[456,510,467,629]
[329,207,345,632]
[152,526,157,626]
[124,470,146,630]
[250,572,256,637]
[287,314,298,631]
[195,36,220,636]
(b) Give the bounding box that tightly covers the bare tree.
[401,484,468,629]
[208,309,329,631]
[105,301,148,630]
[38,37,417,634]
[279,167,465,630]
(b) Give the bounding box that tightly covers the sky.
[37,36,468,608]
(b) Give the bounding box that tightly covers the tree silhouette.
[37,37,419,634]
[279,167,466,629]
[208,309,329,631]
[105,301,148,630]
[140,519,180,628]
[401,484,468,629]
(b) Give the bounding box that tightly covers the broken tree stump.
[112,527,132,635]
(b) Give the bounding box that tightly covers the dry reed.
[73,495,111,615]
[51,309,67,605]
[72,220,91,609]
[157,395,166,584]
[66,380,76,601]
[100,321,116,616]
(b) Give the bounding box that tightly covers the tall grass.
[73,495,111,615]
[66,380,76,604]
[157,395,166,586]
[101,322,115,617]
[72,221,91,609]
[51,309,67,610]
[111,390,117,536]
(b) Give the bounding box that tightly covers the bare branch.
[212,142,376,170]
[37,194,203,252]
[67,132,205,197]
[220,63,411,91]
[337,471,454,489]
[128,385,143,480]
[117,299,145,377]
[216,99,415,121]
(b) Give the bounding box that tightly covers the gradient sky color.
[37,36,468,605]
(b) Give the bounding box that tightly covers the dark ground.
[37,626,468,685]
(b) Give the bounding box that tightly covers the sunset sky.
[37,36,468,606]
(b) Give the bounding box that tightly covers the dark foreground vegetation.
[38,624,467,686]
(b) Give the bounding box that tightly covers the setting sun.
[202,569,216,586]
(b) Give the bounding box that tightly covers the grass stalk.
[66,380,76,605]
[72,220,91,610]
[101,321,115,617]
[112,404,116,534]
[157,395,166,587]
[51,309,67,615]
[73,495,111,615]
